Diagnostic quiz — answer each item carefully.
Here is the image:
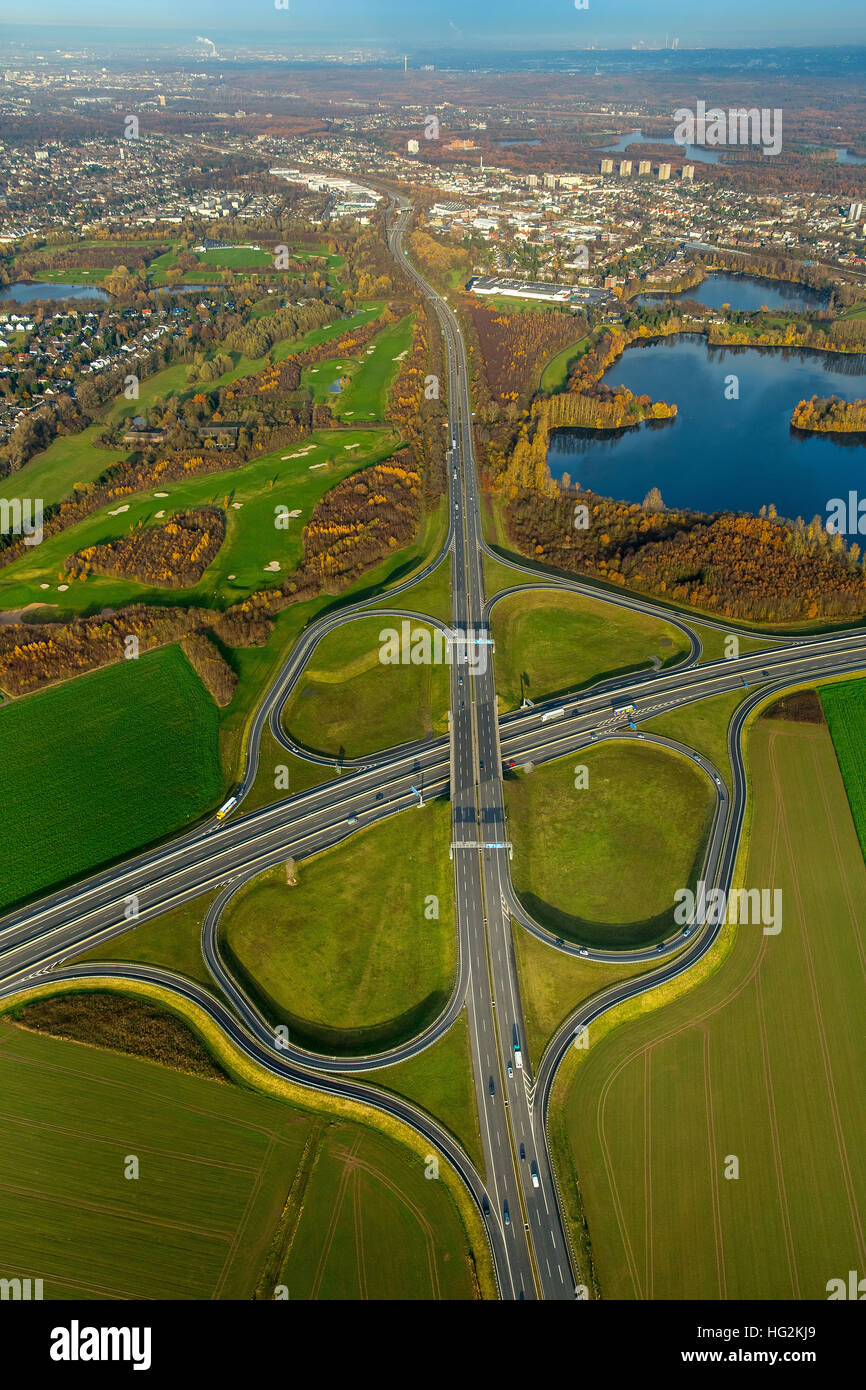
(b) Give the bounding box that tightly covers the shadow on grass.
[222,938,450,1056]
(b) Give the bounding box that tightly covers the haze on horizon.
[2,0,865,52]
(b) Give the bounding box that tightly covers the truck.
[216,795,238,822]
[513,1028,523,1070]
[612,702,636,719]
[540,707,565,724]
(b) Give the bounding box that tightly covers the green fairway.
[282,613,450,759]
[820,678,866,862]
[302,314,414,422]
[0,306,387,515]
[491,588,690,711]
[0,646,222,913]
[551,709,866,1299]
[506,743,715,949]
[0,430,398,618]
[0,1012,481,1299]
[196,246,274,268]
[220,799,457,1055]
[539,332,593,392]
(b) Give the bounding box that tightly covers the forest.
[66,508,226,589]
[791,395,866,432]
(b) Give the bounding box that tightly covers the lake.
[546,335,866,523]
[0,281,109,304]
[635,272,830,313]
[596,127,720,165]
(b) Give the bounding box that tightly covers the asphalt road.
[1,193,865,1301]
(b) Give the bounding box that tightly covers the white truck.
[540,707,565,724]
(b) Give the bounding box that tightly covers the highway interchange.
[1,193,866,1300]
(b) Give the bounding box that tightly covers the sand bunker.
[107,504,130,516]
[264,560,281,572]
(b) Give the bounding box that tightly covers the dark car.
[489,1077,495,1096]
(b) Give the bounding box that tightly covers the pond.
[1,281,109,304]
[635,272,830,314]
[546,334,866,523]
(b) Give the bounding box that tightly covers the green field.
[283,613,450,759]
[506,743,715,949]
[358,1012,484,1175]
[72,892,220,990]
[640,687,750,785]
[491,588,690,712]
[0,646,222,913]
[302,315,413,423]
[0,305,386,516]
[512,922,666,1062]
[279,1120,480,1300]
[539,332,594,393]
[0,1015,479,1299]
[820,678,866,862]
[0,429,398,619]
[196,246,275,269]
[551,710,866,1299]
[220,799,457,1054]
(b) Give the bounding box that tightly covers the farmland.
[506,743,715,949]
[820,677,866,861]
[491,588,690,712]
[0,1013,480,1299]
[551,707,866,1299]
[220,799,457,1055]
[0,646,222,913]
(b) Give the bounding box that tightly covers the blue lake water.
[546,335,866,523]
[596,128,720,165]
[636,272,830,313]
[1,281,109,304]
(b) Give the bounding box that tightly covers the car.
[657,943,665,952]
[683,927,692,937]
[578,947,589,957]
[519,1144,525,1160]
[479,759,484,769]
[590,732,599,741]
[715,776,721,786]
[507,1063,513,1078]
[458,677,463,686]
[489,1077,495,1096]
[530,1164,540,1189]
[503,1202,510,1226]
[375,792,383,800]
[508,759,516,767]
[347,816,358,825]
[482,1195,490,1216]
[555,937,564,946]
[637,733,645,740]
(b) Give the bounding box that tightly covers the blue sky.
[4,0,865,48]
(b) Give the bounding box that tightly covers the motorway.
[1,194,865,1300]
